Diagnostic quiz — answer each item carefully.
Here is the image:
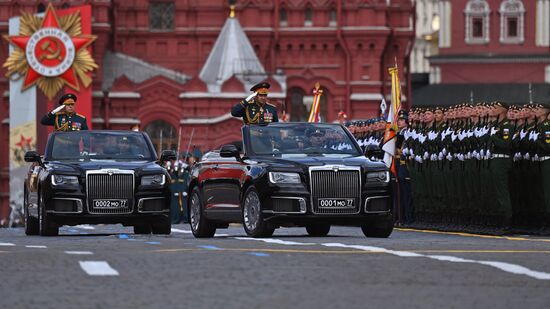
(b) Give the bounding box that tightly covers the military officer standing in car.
[231,82,279,125]
[41,93,88,131]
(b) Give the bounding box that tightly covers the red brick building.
[0,0,414,221]
[414,0,550,105]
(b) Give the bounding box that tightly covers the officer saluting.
[231,82,278,125]
[40,93,88,131]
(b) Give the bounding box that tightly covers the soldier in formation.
[346,102,550,229]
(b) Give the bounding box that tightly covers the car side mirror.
[24,151,44,166]
[159,150,177,163]
[220,144,240,160]
[365,145,384,160]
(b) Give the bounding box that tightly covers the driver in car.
[308,129,326,149]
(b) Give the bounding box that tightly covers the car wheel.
[242,186,274,238]
[305,224,331,237]
[133,223,152,234]
[24,187,39,236]
[151,215,171,235]
[189,187,216,238]
[38,191,59,236]
[361,214,394,238]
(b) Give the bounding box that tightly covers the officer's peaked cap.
[59,93,77,105]
[250,82,270,94]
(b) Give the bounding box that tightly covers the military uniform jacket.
[231,99,279,125]
[537,121,550,155]
[40,112,89,132]
[490,119,514,155]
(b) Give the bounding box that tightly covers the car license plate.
[93,199,128,208]
[318,198,355,208]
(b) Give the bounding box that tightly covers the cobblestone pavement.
[1,224,550,309]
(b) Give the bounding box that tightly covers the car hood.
[46,160,165,175]
[250,155,387,172]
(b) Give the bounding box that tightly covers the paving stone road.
[1,224,550,309]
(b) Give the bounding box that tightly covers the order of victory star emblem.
[2,3,98,99]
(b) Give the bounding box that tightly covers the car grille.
[310,167,361,214]
[87,171,134,214]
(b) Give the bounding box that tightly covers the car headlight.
[141,174,166,186]
[366,171,390,183]
[51,175,79,186]
[269,172,301,184]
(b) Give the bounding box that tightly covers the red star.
[15,134,33,149]
[7,4,94,91]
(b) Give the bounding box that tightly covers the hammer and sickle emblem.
[39,40,62,61]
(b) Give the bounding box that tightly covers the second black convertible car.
[24,130,176,236]
[188,123,394,238]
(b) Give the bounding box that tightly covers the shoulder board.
[76,113,86,118]
[266,103,276,107]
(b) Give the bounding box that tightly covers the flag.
[307,82,323,123]
[381,66,402,174]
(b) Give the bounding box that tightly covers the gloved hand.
[50,105,65,115]
[182,192,188,197]
[403,148,409,156]
[423,151,429,160]
[245,92,258,102]
[524,153,531,160]
[534,154,540,161]
[486,150,492,158]
[446,153,453,161]
[442,148,448,156]
[81,151,89,156]
[520,129,527,139]
[438,152,444,160]
[490,127,497,136]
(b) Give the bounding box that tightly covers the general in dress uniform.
[40,93,89,131]
[231,82,279,125]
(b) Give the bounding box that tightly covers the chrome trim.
[308,165,362,215]
[263,197,307,214]
[366,171,390,183]
[48,198,83,213]
[364,196,391,214]
[86,169,135,214]
[137,197,168,213]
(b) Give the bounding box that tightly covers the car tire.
[361,214,394,238]
[189,187,216,238]
[24,187,39,236]
[38,191,59,236]
[305,224,331,237]
[242,186,275,238]
[151,216,171,235]
[134,223,152,234]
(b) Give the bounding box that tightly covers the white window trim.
[499,0,525,44]
[464,0,491,45]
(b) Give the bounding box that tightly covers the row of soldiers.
[347,102,550,228]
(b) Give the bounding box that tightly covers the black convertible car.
[24,130,176,236]
[188,123,394,238]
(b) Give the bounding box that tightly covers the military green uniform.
[231,99,279,125]
[537,120,550,225]
[40,111,88,131]
[488,118,514,225]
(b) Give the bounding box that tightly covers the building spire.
[229,0,236,19]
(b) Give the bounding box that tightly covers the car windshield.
[49,131,153,161]
[247,123,361,157]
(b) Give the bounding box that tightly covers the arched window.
[305,6,313,27]
[289,88,307,122]
[464,0,490,44]
[143,120,177,155]
[37,3,46,13]
[499,0,525,44]
[280,8,288,26]
[329,8,337,26]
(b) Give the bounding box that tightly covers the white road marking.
[25,245,47,249]
[79,261,119,276]
[0,242,15,246]
[74,225,95,230]
[322,243,550,281]
[65,251,93,255]
[215,233,229,237]
[230,236,550,281]
[234,237,316,246]
[171,228,192,234]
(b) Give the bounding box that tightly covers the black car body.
[23,130,176,236]
[188,123,394,238]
